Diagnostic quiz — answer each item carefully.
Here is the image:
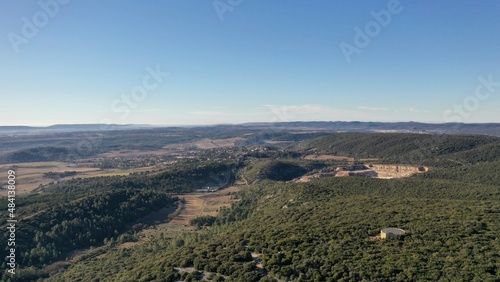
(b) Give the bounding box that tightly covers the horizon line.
[2,120,500,128]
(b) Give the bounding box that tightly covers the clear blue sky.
[1,0,499,126]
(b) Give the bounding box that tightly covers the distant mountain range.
[1,122,500,136]
[245,121,500,136]
[0,124,152,134]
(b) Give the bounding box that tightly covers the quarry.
[294,163,428,182]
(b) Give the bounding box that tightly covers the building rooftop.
[381,228,406,235]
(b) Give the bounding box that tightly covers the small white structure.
[381,228,406,239]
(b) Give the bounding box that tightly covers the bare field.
[85,166,157,177]
[304,155,379,162]
[195,137,245,149]
[139,185,242,240]
[304,155,354,161]
[164,137,246,150]
[0,162,158,196]
[171,186,241,226]
[96,149,171,158]
[0,162,98,196]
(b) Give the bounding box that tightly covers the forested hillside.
[298,133,500,166]
[0,160,241,281]
[416,160,500,186]
[0,147,74,163]
[42,134,500,281]
[44,160,241,194]
[242,159,328,183]
[0,189,175,281]
[45,175,499,282]
[1,132,499,281]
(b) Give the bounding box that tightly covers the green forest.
[298,133,500,167]
[43,176,499,282]
[1,132,499,281]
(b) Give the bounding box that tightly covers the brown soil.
[0,162,98,196]
[0,162,159,196]
[164,137,246,150]
[194,137,246,149]
[304,155,354,161]
[124,185,243,246]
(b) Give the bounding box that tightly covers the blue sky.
[1,0,499,126]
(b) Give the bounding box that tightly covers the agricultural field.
[0,161,159,196]
[0,162,97,196]
[141,185,242,239]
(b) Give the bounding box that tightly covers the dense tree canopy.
[45,174,499,281]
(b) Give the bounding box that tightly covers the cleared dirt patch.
[304,155,379,162]
[169,195,205,227]
[170,186,241,225]
[164,137,246,150]
[194,137,246,149]
[96,149,171,158]
[304,155,353,161]
[138,186,242,240]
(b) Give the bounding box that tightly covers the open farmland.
[163,137,246,150]
[0,162,97,196]
[0,161,159,196]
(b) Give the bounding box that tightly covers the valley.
[0,125,499,281]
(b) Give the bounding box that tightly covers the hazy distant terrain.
[2,121,500,136]
[2,121,499,161]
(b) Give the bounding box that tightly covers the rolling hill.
[1,131,499,281]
